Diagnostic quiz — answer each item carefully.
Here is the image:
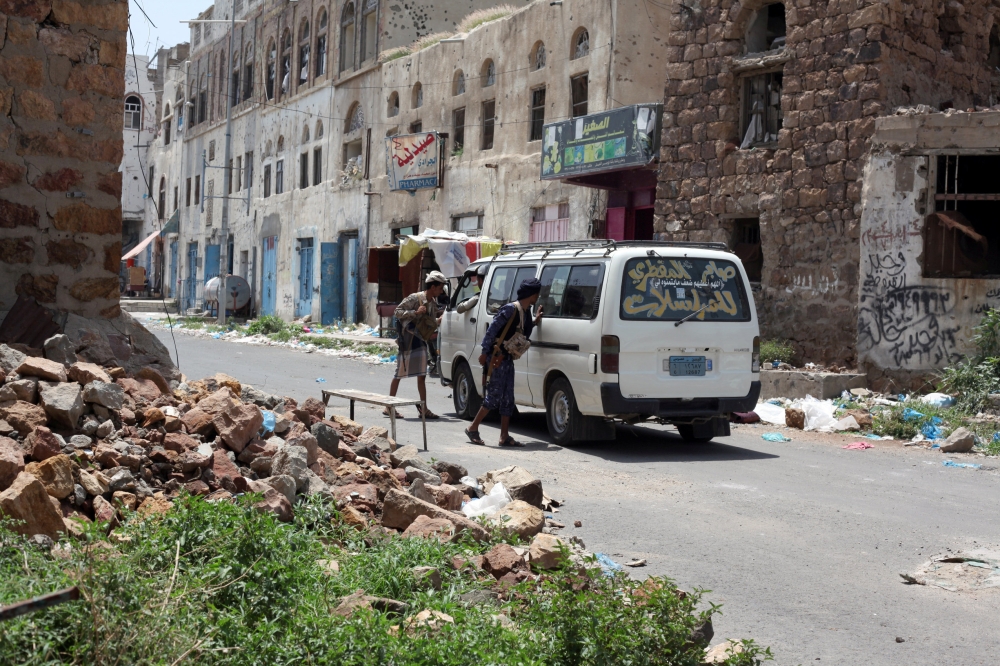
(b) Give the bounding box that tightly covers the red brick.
[0,0,52,22]
[69,277,118,302]
[46,238,89,267]
[65,64,124,99]
[0,56,44,87]
[33,168,82,191]
[0,159,25,188]
[15,273,57,302]
[0,237,34,263]
[0,199,38,228]
[16,90,55,120]
[97,171,121,197]
[61,97,94,125]
[52,203,120,235]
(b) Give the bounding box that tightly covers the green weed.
[457,5,518,33]
[247,315,288,336]
[759,339,794,365]
[938,308,1000,413]
[180,317,205,329]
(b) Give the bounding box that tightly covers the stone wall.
[0,0,127,318]
[654,0,1000,368]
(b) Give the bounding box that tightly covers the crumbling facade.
[655,0,1000,370]
[0,0,127,319]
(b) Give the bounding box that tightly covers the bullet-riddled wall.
[0,0,128,318]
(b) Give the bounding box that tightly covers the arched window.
[412,82,422,109]
[277,135,285,153]
[231,50,241,107]
[175,90,184,132]
[340,2,356,74]
[346,103,364,133]
[532,41,546,70]
[387,91,399,117]
[218,56,226,117]
[198,74,207,123]
[361,0,378,62]
[453,70,465,96]
[280,29,292,95]
[298,19,310,88]
[316,9,328,76]
[481,59,495,87]
[303,124,310,143]
[266,39,276,100]
[316,120,324,138]
[124,95,141,129]
[158,177,166,220]
[572,28,589,59]
[265,139,273,157]
[163,103,172,145]
[243,43,254,101]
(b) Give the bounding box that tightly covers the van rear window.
[619,257,750,322]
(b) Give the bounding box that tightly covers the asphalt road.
[155,328,1000,665]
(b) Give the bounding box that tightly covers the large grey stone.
[478,465,544,509]
[108,469,136,493]
[301,469,331,496]
[0,378,38,404]
[95,419,114,438]
[940,427,976,453]
[69,435,92,449]
[0,345,26,374]
[265,474,296,504]
[311,422,341,456]
[39,383,84,430]
[82,381,124,410]
[390,444,420,468]
[380,488,489,541]
[43,334,77,366]
[271,445,309,491]
[405,466,442,485]
[63,310,180,383]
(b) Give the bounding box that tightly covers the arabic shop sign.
[540,104,662,180]
[386,132,442,191]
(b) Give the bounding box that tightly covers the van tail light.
[601,335,620,374]
[752,335,761,372]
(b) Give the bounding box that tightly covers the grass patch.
[412,31,451,51]
[380,46,411,62]
[457,5,518,33]
[247,314,288,336]
[759,339,794,365]
[180,316,206,330]
[0,495,767,665]
[937,308,1000,413]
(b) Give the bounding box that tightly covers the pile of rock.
[0,337,561,554]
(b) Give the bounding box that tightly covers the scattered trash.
[458,476,480,491]
[833,415,861,431]
[730,411,760,424]
[920,392,955,408]
[211,332,222,339]
[624,559,647,567]
[761,432,791,442]
[900,550,1000,591]
[921,416,944,441]
[754,402,787,426]
[799,395,838,431]
[315,377,327,383]
[461,482,511,518]
[902,408,925,422]
[594,553,624,576]
[261,410,276,433]
[942,460,981,469]
[842,442,873,450]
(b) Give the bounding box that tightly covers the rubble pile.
[0,337,582,574]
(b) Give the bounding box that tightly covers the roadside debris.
[941,460,981,469]
[900,550,1000,591]
[761,433,791,442]
[625,558,647,567]
[842,442,873,450]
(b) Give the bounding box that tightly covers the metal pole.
[217,10,236,325]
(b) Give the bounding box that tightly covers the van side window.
[485,265,537,313]
[450,273,479,308]
[539,264,603,318]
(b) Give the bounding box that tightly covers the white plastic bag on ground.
[798,395,838,432]
[833,415,860,431]
[920,392,955,408]
[754,402,786,426]
[461,481,510,518]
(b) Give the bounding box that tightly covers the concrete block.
[759,370,866,400]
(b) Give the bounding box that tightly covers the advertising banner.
[386,132,442,190]
[540,104,662,180]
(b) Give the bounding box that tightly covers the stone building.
[0,0,128,319]
[654,0,1000,373]
[144,0,671,323]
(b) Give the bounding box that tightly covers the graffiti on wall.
[858,251,961,368]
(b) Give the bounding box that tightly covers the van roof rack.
[495,239,730,256]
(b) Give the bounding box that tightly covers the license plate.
[667,356,706,376]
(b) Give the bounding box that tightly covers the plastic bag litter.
[754,402,787,426]
[459,476,480,491]
[920,392,955,408]
[833,415,861,431]
[315,377,327,383]
[942,460,981,469]
[843,441,873,450]
[211,332,222,339]
[461,482,510,518]
[799,396,838,432]
[903,408,925,422]
[762,432,791,442]
[921,416,944,441]
[594,553,624,576]
[261,410,276,433]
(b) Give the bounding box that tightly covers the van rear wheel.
[547,378,580,446]
[453,360,482,420]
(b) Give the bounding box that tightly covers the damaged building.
[655,0,1000,384]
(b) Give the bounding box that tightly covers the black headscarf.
[516,278,542,300]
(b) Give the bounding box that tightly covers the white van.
[439,240,761,444]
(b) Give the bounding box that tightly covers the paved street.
[155,330,1000,665]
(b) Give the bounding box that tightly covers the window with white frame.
[453,213,483,236]
[125,95,142,130]
[530,203,570,242]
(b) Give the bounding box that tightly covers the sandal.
[465,428,486,446]
[499,435,525,448]
[418,406,440,419]
[383,407,404,417]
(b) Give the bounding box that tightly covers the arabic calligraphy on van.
[619,258,749,322]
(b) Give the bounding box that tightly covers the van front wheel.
[547,378,580,445]
[453,360,482,420]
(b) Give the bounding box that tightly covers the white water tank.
[204,275,251,310]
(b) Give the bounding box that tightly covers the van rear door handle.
[470,318,476,323]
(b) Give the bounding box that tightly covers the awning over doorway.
[121,228,160,261]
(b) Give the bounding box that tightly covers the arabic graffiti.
[857,252,961,368]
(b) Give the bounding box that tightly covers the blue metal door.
[320,241,342,324]
[296,238,314,318]
[204,244,220,283]
[343,236,358,323]
[169,240,178,298]
[261,236,277,316]
[186,242,198,310]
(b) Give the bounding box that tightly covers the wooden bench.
[321,389,427,451]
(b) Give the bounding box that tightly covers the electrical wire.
[128,21,181,371]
